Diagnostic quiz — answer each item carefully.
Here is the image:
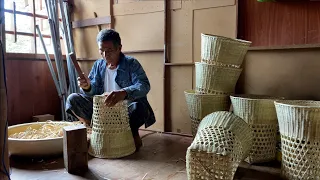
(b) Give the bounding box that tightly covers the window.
[4,0,64,55]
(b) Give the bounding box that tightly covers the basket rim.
[184,90,229,97]
[230,94,285,101]
[274,100,320,108]
[8,121,74,142]
[201,33,252,44]
[195,62,243,71]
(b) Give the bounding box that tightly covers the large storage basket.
[88,96,136,158]
[274,100,320,180]
[201,33,251,68]
[230,94,283,164]
[186,111,252,180]
[195,62,242,95]
[184,90,231,136]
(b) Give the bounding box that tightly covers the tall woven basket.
[274,100,320,180]
[186,111,252,180]
[195,62,242,95]
[88,96,136,158]
[184,90,231,136]
[230,94,283,164]
[201,33,251,68]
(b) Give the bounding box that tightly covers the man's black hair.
[96,29,122,47]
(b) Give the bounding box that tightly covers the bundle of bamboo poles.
[37,0,79,121]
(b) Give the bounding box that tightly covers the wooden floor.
[8,131,283,180]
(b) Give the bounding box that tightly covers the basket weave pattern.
[230,95,281,163]
[201,33,251,68]
[195,62,242,95]
[274,100,320,180]
[88,96,136,158]
[184,90,231,136]
[186,112,252,180]
[246,124,278,163]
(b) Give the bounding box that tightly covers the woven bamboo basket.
[274,100,320,180]
[184,90,231,136]
[88,95,136,158]
[201,33,251,68]
[195,62,242,95]
[186,111,252,180]
[230,94,283,164]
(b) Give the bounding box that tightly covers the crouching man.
[65,29,156,151]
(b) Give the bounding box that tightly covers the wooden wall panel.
[238,1,320,47]
[6,60,62,125]
[236,49,320,100]
[193,5,237,62]
[73,25,110,59]
[114,12,164,52]
[169,1,193,63]
[169,66,193,134]
[128,53,164,131]
[113,0,182,16]
[72,0,111,21]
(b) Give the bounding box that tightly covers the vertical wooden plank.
[169,66,193,134]
[238,1,310,47]
[45,61,61,120]
[6,60,20,126]
[0,0,9,174]
[32,61,48,116]
[17,60,35,124]
[306,2,320,44]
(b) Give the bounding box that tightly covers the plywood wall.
[168,0,237,134]
[72,0,238,134]
[236,48,320,101]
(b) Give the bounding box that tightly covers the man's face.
[98,41,122,63]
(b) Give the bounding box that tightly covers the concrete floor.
[8,131,283,180]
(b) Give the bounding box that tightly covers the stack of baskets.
[88,95,136,159]
[185,33,251,136]
[230,94,283,164]
[274,100,320,180]
[186,111,252,180]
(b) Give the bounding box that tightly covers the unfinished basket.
[88,95,136,158]
[274,100,320,180]
[230,94,283,164]
[201,33,251,68]
[184,90,231,136]
[186,111,252,180]
[195,62,242,95]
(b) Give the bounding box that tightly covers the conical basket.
[195,62,242,95]
[201,33,251,68]
[186,111,252,180]
[88,96,136,158]
[230,94,284,164]
[274,100,320,180]
[184,90,231,136]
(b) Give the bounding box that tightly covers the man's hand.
[104,90,127,107]
[77,73,91,90]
